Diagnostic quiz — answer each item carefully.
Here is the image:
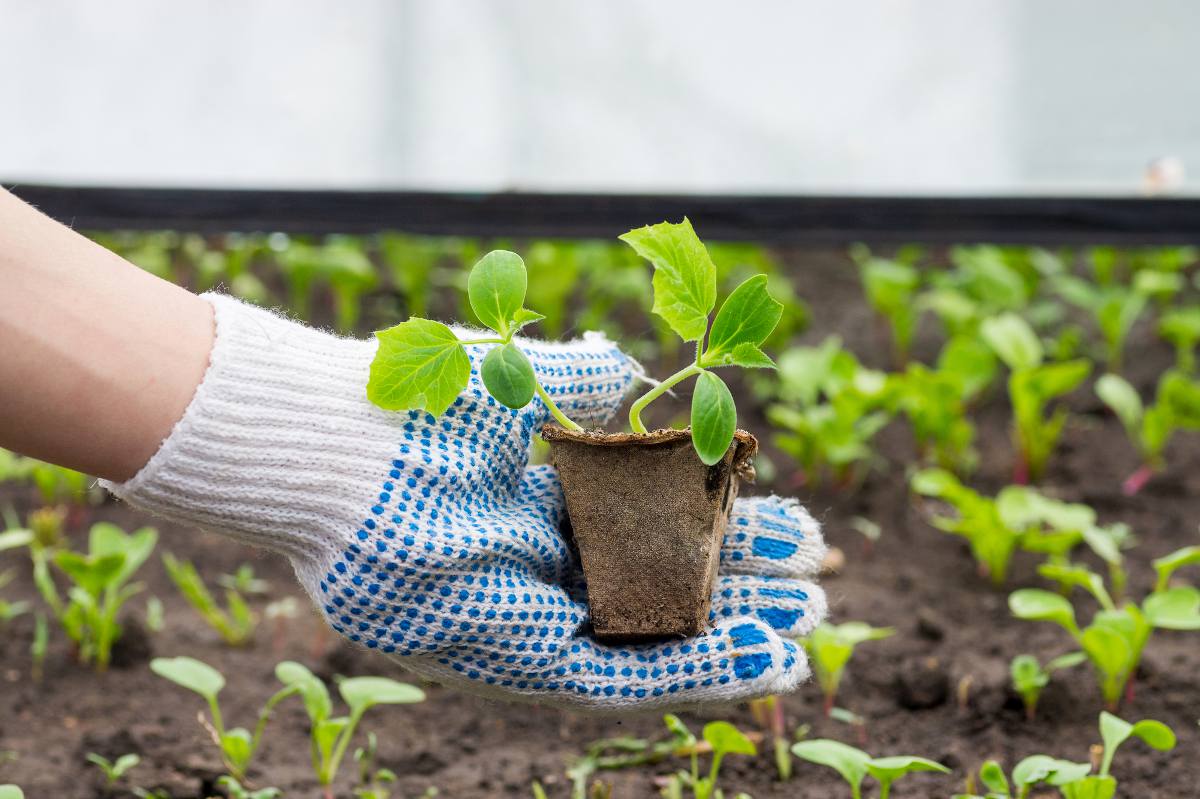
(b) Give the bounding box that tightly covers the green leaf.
[510,308,545,334]
[1012,754,1092,787]
[981,313,1043,370]
[275,661,331,723]
[1009,589,1078,634]
[1099,711,1176,777]
[1096,374,1143,434]
[368,319,470,417]
[866,755,949,786]
[978,760,1009,794]
[706,275,783,358]
[691,371,737,466]
[1152,545,1200,592]
[0,786,25,799]
[480,343,537,409]
[791,739,870,794]
[1062,775,1116,799]
[221,728,253,770]
[620,218,717,342]
[1142,586,1200,630]
[663,714,696,747]
[150,656,225,700]
[702,721,756,757]
[1081,626,1130,682]
[725,342,776,369]
[0,529,33,552]
[339,676,426,714]
[467,250,527,334]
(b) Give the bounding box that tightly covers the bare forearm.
[0,188,213,481]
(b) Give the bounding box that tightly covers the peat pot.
[541,425,758,642]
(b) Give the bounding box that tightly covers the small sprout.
[218,564,270,596]
[151,656,301,781]
[163,553,257,646]
[1096,370,1200,494]
[1097,711,1176,777]
[215,776,282,799]
[1158,305,1200,373]
[802,622,894,716]
[981,313,1091,483]
[275,661,425,797]
[144,596,165,634]
[792,739,947,799]
[1009,652,1086,720]
[354,731,398,799]
[850,244,922,365]
[86,753,140,787]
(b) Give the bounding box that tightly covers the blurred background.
[3,0,1198,195]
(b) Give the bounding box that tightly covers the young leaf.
[982,312,1043,370]
[691,371,736,466]
[467,250,527,335]
[978,760,1009,794]
[663,714,696,748]
[702,721,757,757]
[480,343,537,409]
[339,676,426,714]
[1009,589,1079,634]
[620,218,717,342]
[705,275,783,360]
[865,755,949,795]
[1098,711,1176,777]
[1152,545,1200,592]
[150,656,225,700]
[791,739,870,795]
[1011,754,1092,787]
[1142,586,1200,630]
[275,661,331,723]
[1096,374,1143,434]
[0,787,24,799]
[368,319,470,417]
[727,342,776,369]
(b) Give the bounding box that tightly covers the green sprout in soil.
[955,711,1175,799]
[353,732,398,799]
[163,553,257,646]
[274,660,426,799]
[1158,305,1200,373]
[767,337,891,488]
[367,219,782,465]
[1009,652,1087,721]
[981,313,1091,483]
[38,522,158,671]
[86,752,140,788]
[0,449,92,506]
[802,621,895,716]
[1095,370,1200,495]
[849,244,922,366]
[218,564,271,596]
[215,777,282,799]
[151,656,301,782]
[791,739,948,799]
[1009,547,1200,710]
[658,716,756,799]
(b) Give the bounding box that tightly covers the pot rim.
[540,424,758,479]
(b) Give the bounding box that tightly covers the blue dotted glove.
[104,295,827,710]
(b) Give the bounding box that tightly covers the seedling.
[1096,370,1200,494]
[86,753,140,788]
[218,564,271,596]
[802,622,895,716]
[1158,306,1200,373]
[368,219,782,466]
[215,777,282,799]
[274,660,426,799]
[277,236,377,332]
[354,732,398,799]
[150,656,301,781]
[42,523,157,671]
[1009,652,1086,720]
[980,313,1091,483]
[748,694,791,780]
[660,716,757,799]
[1009,548,1200,709]
[791,739,948,799]
[850,244,922,365]
[163,553,257,646]
[955,711,1175,798]
[0,449,92,506]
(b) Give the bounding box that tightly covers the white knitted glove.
[103,295,827,711]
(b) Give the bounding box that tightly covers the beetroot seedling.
[215,777,282,799]
[163,553,256,646]
[659,715,757,799]
[980,313,1091,483]
[850,244,922,366]
[85,753,140,788]
[1009,652,1086,720]
[274,660,425,799]
[1158,305,1200,373]
[802,622,895,716]
[151,656,301,781]
[791,739,948,799]
[1095,370,1200,494]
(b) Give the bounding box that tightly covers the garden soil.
[1,249,1196,798]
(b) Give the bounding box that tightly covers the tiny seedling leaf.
[150,656,225,700]
[620,218,717,342]
[1012,754,1092,787]
[725,342,777,369]
[1099,711,1176,777]
[1096,374,1143,434]
[866,755,950,788]
[368,319,470,417]
[467,250,527,334]
[275,661,331,723]
[339,676,426,714]
[978,760,1009,794]
[791,739,870,794]
[480,343,537,409]
[981,313,1043,370]
[1152,545,1200,592]
[1143,586,1200,630]
[1009,589,1078,633]
[691,371,737,466]
[663,714,696,748]
[702,721,757,757]
[706,275,783,359]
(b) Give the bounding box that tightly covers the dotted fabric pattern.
[104,294,827,711]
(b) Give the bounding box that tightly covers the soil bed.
[1,248,1197,798]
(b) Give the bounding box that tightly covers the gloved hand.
[103,295,827,711]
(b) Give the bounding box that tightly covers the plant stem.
[1121,463,1155,496]
[462,336,505,346]
[628,363,702,433]
[536,383,583,431]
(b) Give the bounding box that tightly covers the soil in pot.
[542,425,758,642]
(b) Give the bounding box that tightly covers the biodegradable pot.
[542,425,758,642]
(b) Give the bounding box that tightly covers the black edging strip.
[7,184,1200,244]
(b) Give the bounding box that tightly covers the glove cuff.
[101,294,391,561]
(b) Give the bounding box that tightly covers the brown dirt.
[1,248,1198,798]
[542,426,756,642]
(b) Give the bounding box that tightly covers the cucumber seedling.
[274,660,426,799]
[1009,652,1086,721]
[791,739,948,799]
[163,553,257,646]
[802,621,895,716]
[368,219,783,465]
[1095,370,1200,494]
[981,313,1091,483]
